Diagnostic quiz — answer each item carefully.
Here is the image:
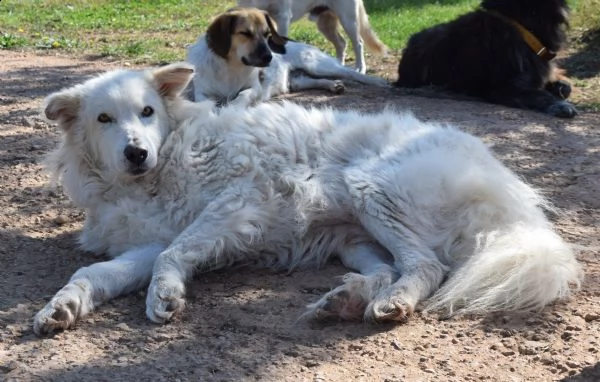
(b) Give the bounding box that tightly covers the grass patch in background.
[564,0,600,111]
[0,0,598,108]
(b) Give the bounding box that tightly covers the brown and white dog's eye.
[240,30,253,38]
[141,106,154,117]
[97,113,112,123]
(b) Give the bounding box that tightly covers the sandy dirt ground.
[0,49,599,382]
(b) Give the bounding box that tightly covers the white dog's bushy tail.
[426,224,582,315]
[358,1,388,55]
[423,160,583,316]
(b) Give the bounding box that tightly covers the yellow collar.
[484,9,556,61]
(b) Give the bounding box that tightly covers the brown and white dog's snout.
[242,41,273,67]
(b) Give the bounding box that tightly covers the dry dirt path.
[1,50,599,381]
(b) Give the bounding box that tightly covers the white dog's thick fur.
[186,28,387,105]
[238,0,388,73]
[33,63,582,335]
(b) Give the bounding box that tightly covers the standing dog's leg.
[33,243,165,335]
[305,242,399,320]
[336,4,365,73]
[314,10,347,64]
[271,0,293,36]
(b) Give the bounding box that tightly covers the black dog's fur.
[395,0,576,118]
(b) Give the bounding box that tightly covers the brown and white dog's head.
[206,7,287,67]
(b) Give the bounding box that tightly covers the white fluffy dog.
[34,62,582,335]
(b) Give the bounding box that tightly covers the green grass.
[0,0,598,108]
[0,0,488,63]
[0,0,596,61]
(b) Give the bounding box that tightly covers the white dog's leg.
[289,73,345,94]
[288,44,387,87]
[33,243,165,335]
[146,194,269,323]
[273,0,293,36]
[305,242,399,321]
[346,177,448,323]
[314,11,347,64]
[336,8,366,73]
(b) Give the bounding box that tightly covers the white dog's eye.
[141,106,154,117]
[97,113,112,123]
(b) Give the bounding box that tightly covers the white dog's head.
[44,63,194,179]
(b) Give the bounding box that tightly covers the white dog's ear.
[44,90,81,131]
[151,63,195,97]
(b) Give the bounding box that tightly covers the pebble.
[518,341,549,355]
[115,323,130,331]
[565,360,580,369]
[584,313,598,322]
[561,332,574,341]
[390,340,402,350]
[540,355,555,365]
[150,333,173,342]
[54,215,69,225]
[21,117,34,127]
[0,360,19,373]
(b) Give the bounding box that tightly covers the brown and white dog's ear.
[151,62,195,97]
[206,13,238,59]
[44,89,81,132]
[263,12,287,54]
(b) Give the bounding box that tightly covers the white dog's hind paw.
[365,295,414,324]
[304,273,373,321]
[33,287,87,335]
[146,276,186,323]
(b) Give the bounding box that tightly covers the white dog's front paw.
[33,282,90,335]
[146,276,186,323]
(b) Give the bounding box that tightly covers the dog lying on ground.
[395,0,577,118]
[186,7,388,106]
[33,62,581,335]
[237,0,388,73]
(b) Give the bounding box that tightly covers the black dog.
[395,0,576,118]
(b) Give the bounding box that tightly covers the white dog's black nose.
[124,145,148,165]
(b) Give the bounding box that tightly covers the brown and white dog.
[238,0,388,73]
[186,7,388,106]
